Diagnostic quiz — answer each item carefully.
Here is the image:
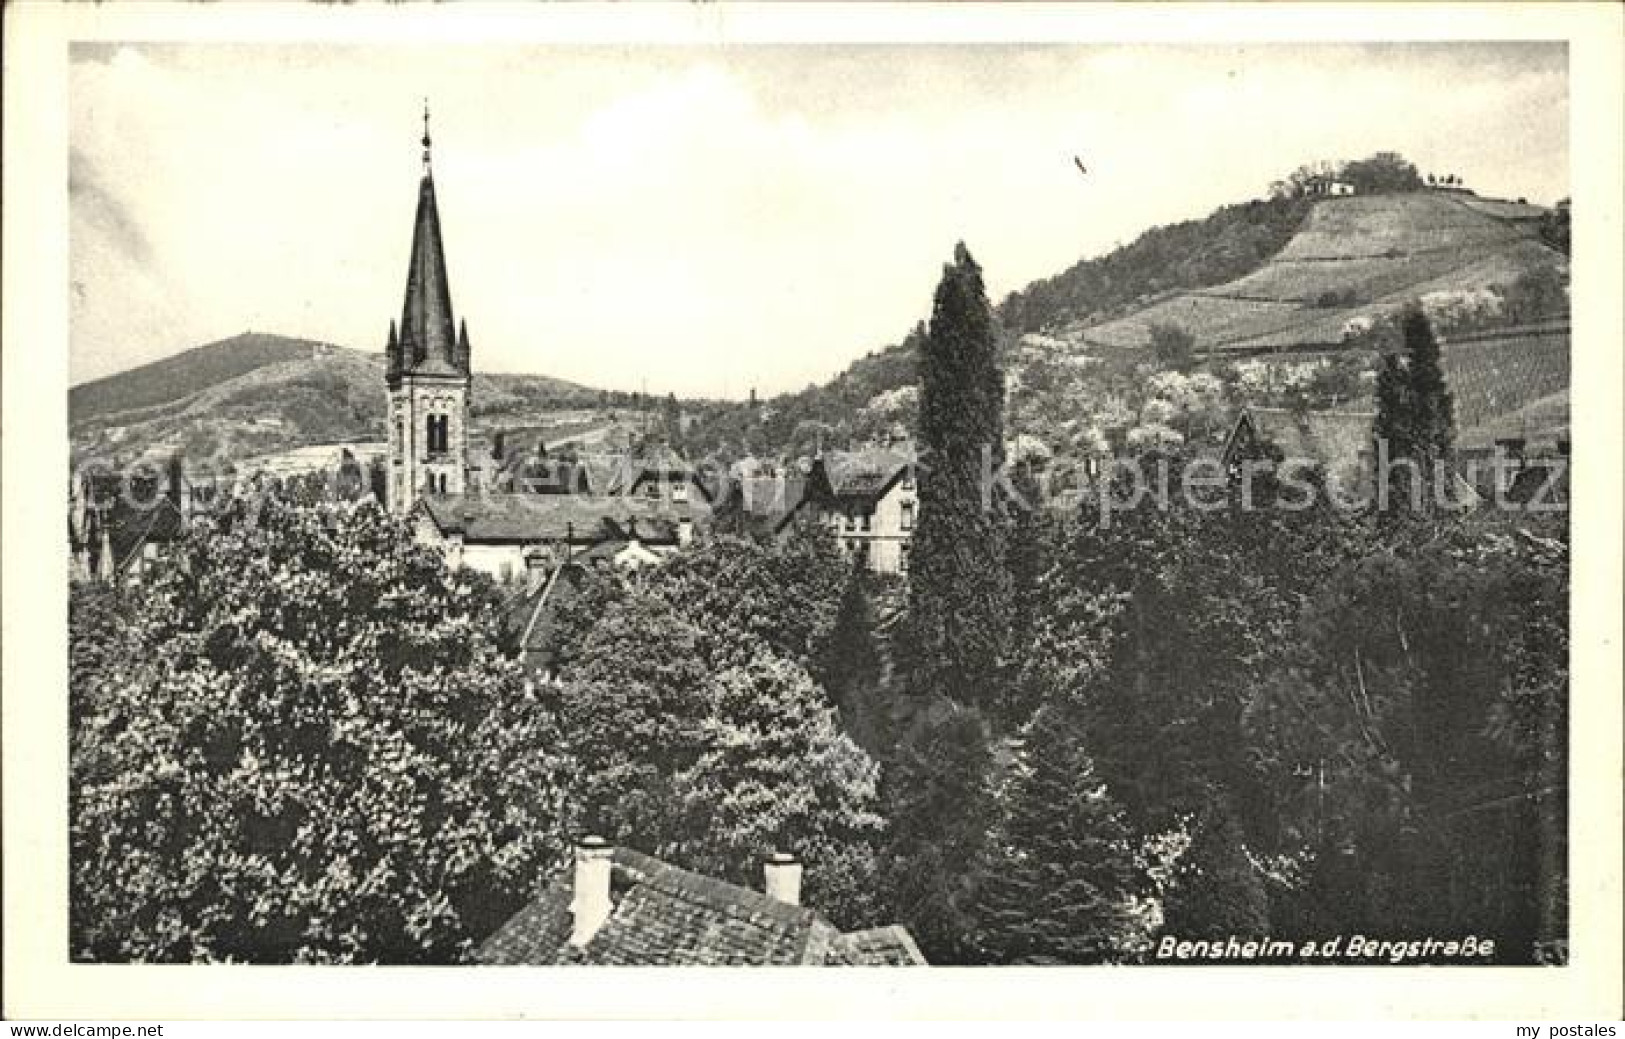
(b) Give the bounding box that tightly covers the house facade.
[764,446,919,575]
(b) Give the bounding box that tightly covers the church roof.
[418,493,686,544]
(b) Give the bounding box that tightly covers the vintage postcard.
[4,0,1620,1021]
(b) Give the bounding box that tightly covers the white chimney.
[569,835,613,947]
[763,851,802,906]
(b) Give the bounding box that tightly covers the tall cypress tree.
[1373,307,1456,514]
[903,242,1012,709]
[1402,307,1455,461]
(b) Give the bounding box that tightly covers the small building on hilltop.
[475,837,927,966]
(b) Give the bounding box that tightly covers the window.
[860,509,872,532]
[426,415,449,455]
[643,481,660,500]
[900,502,914,531]
[845,512,858,533]
[900,542,911,573]
[672,481,690,504]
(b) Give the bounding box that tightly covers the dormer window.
[672,482,690,504]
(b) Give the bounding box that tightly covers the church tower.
[386,103,473,513]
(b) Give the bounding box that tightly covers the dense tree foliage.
[536,527,889,930]
[70,496,575,963]
[1149,322,1196,370]
[1245,517,1568,960]
[820,559,886,749]
[882,702,998,964]
[973,693,1147,964]
[1538,199,1570,256]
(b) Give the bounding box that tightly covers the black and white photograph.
[5,0,1622,1023]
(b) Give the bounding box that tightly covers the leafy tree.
[882,701,997,964]
[545,585,714,854]
[902,242,1012,711]
[660,527,848,672]
[1538,199,1570,256]
[974,695,1146,963]
[1501,263,1569,324]
[366,456,389,504]
[70,496,575,963]
[670,651,888,929]
[1339,152,1424,194]
[1243,519,1568,961]
[1373,307,1455,514]
[1149,322,1196,370]
[1159,800,1271,941]
[819,558,884,747]
[540,528,888,927]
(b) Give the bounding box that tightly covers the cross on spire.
[421,98,432,173]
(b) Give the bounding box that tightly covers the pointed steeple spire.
[457,318,470,369]
[386,319,400,378]
[396,100,462,376]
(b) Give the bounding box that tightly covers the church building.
[382,109,702,582]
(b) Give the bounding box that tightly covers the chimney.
[569,835,613,947]
[763,851,802,906]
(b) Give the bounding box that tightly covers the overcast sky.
[69,42,1567,397]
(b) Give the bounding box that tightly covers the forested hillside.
[71,333,331,424]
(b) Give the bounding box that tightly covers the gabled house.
[774,446,919,575]
[71,460,193,585]
[1222,406,1482,509]
[1222,406,1377,498]
[475,837,927,966]
[605,440,715,509]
